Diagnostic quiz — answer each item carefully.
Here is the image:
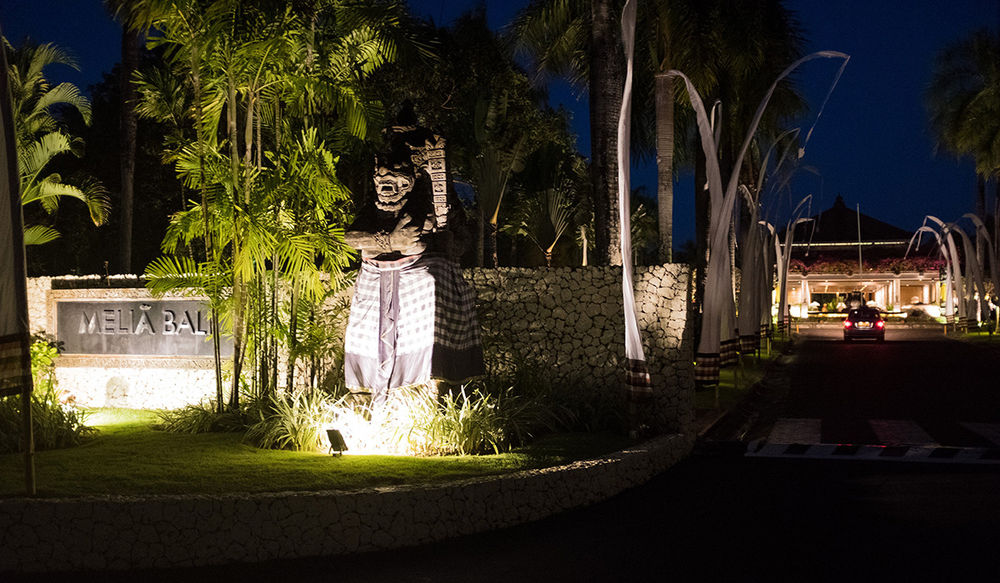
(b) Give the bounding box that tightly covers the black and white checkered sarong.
[344,255,484,402]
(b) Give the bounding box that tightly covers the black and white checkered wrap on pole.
[344,255,484,403]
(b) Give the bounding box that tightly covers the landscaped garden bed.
[0,408,631,498]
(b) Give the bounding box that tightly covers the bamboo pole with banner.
[617,0,653,427]
[670,51,849,388]
[0,24,36,496]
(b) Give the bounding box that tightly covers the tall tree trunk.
[474,206,484,267]
[118,28,139,274]
[473,205,486,267]
[655,70,674,264]
[977,174,987,219]
[271,97,282,397]
[287,282,299,392]
[227,73,244,410]
[488,221,499,268]
[188,43,223,413]
[694,149,709,307]
[589,0,623,266]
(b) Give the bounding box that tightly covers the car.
[843,307,885,341]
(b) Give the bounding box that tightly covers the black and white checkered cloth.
[0,332,30,397]
[345,255,484,402]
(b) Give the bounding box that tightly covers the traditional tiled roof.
[786,195,911,244]
[780,196,939,269]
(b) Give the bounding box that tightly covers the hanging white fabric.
[669,51,849,365]
[617,0,651,395]
[0,28,32,399]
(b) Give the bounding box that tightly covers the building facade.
[781,196,944,318]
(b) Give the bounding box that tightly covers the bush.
[0,338,94,454]
[243,389,336,451]
[329,371,613,456]
[496,363,626,434]
[159,353,624,455]
[408,385,515,455]
[156,401,248,433]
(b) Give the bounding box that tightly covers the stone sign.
[57,300,232,357]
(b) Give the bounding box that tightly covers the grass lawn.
[694,341,787,412]
[0,409,631,499]
[960,329,1000,342]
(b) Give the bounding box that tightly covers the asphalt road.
[779,326,1000,437]
[21,328,1000,582]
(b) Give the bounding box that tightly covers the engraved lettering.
[194,311,208,336]
[102,310,116,334]
[134,311,155,335]
[177,311,193,334]
[163,310,177,334]
[118,309,131,334]
[79,312,100,334]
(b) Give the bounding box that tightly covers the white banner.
[0,28,32,397]
[618,0,651,396]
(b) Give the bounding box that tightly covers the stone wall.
[0,433,694,573]
[467,265,695,433]
[26,266,694,425]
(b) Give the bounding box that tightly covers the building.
[781,195,944,317]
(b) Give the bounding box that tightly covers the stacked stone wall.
[467,265,695,432]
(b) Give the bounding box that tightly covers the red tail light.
[844,320,852,328]
[876,320,885,329]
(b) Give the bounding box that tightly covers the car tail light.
[876,320,885,329]
[844,320,852,328]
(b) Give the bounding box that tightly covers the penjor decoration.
[617,0,653,406]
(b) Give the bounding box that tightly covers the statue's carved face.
[373,163,415,212]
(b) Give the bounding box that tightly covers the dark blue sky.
[2,0,998,248]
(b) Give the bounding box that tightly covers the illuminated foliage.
[3,38,110,246]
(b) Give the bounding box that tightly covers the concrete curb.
[0,433,695,574]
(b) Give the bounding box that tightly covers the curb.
[0,433,695,574]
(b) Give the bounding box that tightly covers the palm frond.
[22,225,61,246]
[144,255,228,298]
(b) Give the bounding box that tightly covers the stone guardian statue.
[343,103,484,405]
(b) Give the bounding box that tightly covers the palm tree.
[638,0,717,263]
[4,38,109,246]
[506,186,576,267]
[104,0,143,274]
[514,0,622,266]
[466,93,527,268]
[927,28,1000,217]
[138,0,427,408]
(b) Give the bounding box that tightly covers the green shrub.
[0,338,94,453]
[409,386,510,455]
[243,389,336,451]
[156,401,248,433]
[496,363,625,434]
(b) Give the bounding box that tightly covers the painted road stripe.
[960,422,1000,447]
[767,418,822,444]
[869,419,937,446]
[745,441,1000,465]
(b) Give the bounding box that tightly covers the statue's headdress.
[375,101,450,229]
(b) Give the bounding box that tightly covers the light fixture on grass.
[327,429,348,456]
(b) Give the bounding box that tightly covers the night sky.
[1,0,998,249]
